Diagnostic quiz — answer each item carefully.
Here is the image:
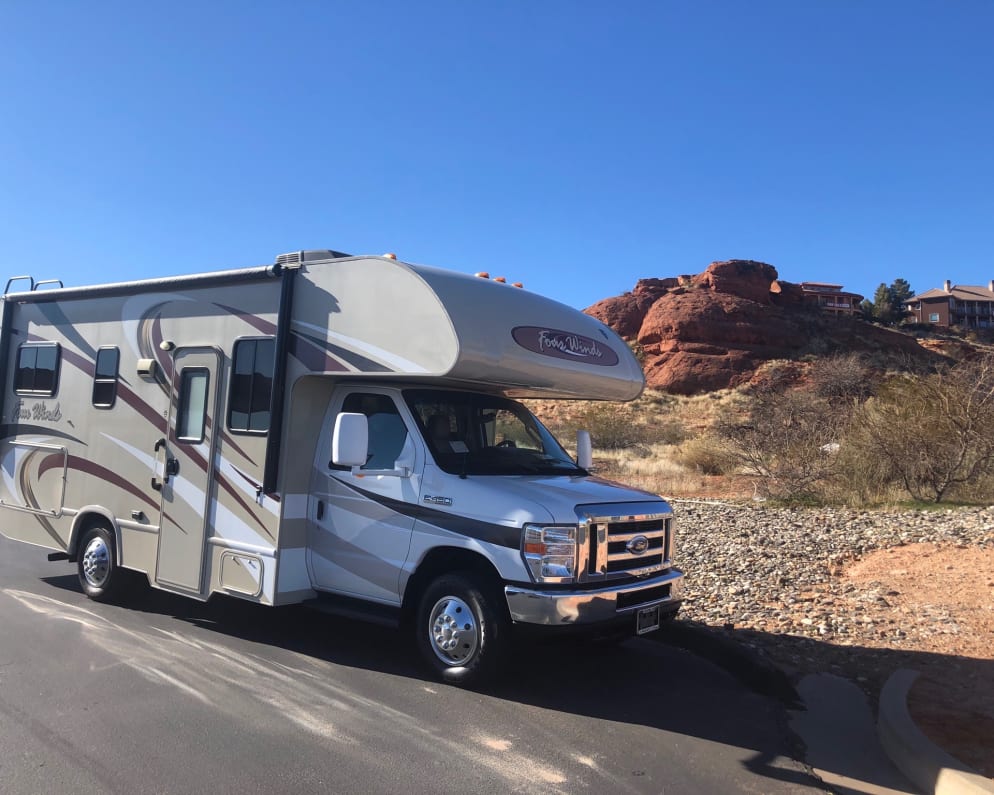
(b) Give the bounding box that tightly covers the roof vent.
[275,251,303,267]
[274,249,351,268]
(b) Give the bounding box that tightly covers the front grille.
[577,503,673,583]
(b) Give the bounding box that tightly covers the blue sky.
[2,1,992,310]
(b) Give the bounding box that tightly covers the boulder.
[692,260,778,303]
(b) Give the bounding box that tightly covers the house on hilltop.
[799,282,864,318]
[906,281,994,328]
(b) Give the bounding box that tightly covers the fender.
[68,506,123,564]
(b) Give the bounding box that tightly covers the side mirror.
[576,430,593,470]
[332,412,368,467]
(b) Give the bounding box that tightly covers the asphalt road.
[0,534,825,794]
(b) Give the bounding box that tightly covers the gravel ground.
[674,501,994,644]
[670,500,994,777]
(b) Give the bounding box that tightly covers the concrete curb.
[878,669,994,795]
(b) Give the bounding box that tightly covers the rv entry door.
[155,347,222,595]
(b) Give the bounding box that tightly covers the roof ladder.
[3,276,64,295]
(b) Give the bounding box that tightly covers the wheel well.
[401,547,504,619]
[68,512,118,563]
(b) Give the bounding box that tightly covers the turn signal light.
[522,524,577,582]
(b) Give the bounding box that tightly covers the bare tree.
[716,386,846,500]
[854,355,994,502]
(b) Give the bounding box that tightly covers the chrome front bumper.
[504,569,684,626]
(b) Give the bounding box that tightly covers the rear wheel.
[77,525,127,602]
[416,572,509,687]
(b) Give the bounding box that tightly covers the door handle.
[151,437,173,491]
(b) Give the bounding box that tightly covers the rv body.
[0,251,683,683]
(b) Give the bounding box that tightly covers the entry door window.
[177,368,210,443]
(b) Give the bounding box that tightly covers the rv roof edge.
[1,264,283,303]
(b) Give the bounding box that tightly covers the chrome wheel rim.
[81,536,110,588]
[428,595,479,666]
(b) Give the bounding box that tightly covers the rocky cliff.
[585,259,929,394]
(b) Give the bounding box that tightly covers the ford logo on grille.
[626,535,650,555]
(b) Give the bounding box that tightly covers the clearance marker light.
[512,282,524,288]
[494,276,506,283]
[475,272,490,279]
[383,253,397,259]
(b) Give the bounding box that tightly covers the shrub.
[553,402,687,453]
[851,355,994,502]
[809,353,879,403]
[715,388,847,500]
[675,436,737,476]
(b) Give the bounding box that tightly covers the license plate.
[636,605,660,635]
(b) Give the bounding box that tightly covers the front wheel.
[77,525,127,602]
[416,572,510,687]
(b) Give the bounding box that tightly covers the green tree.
[889,278,914,323]
[890,278,913,306]
[866,278,914,325]
[871,283,893,322]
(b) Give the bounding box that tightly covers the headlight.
[522,524,577,582]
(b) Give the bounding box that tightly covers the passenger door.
[308,389,421,604]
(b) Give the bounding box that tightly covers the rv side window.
[177,368,210,443]
[229,338,275,434]
[15,343,61,397]
[92,347,120,408]
[332,393,409,471]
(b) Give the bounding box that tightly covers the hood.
[419,465,670,528]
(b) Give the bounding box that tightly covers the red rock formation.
[691,259,778,304]
[585,277,678,339]
[770,280,806,306]
[585,259,933,394]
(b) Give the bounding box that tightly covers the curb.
[878,669,994,795]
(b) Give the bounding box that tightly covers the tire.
[415,572,510,687]
[76,525,127,602]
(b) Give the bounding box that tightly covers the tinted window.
[177,368,209,443]
[92,347,120,407]
[229,338,275,433]
[15,343,61,396]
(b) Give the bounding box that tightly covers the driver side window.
[336,393,410,470]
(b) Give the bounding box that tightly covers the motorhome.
[0,250,683,684]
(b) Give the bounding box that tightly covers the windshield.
[404,389,585,476]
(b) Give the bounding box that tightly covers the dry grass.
[588,443,755,500]
[529,389,756,500]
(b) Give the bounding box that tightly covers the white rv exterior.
[0,250,683,684]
